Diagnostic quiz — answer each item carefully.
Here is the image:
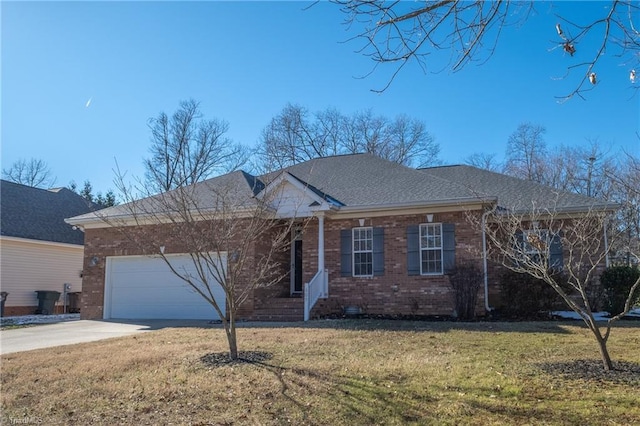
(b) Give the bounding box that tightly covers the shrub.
[498,270,569,319]
[600,266,640,316]
[448,263,483,321]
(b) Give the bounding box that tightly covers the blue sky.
[2,1,638,193]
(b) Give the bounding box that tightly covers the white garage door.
[105,254,226,320]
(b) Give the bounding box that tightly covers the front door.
[291,229,303,294]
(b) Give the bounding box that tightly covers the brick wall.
[484,218,609,310]
[307,211,486,318]
[81,209,610,321]
[2,305,67,316]
[81,211,490,320]
[80,221,266,320]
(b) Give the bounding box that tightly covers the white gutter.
[65,204,264,229]
[604,215,610,268]
[481,209,493,313]
[336,196,497,214]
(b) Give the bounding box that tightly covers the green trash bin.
[35,291,60,315]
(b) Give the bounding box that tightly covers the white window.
[521,228,563,269]
[352,227,373,277]
[420,223,443,275]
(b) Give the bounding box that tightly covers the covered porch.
[251,213,328,321]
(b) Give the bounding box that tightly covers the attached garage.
[104,254,226,320]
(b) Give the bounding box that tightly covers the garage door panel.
[106,254,226,320]
[111,300,217,320]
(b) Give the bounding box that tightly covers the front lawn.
[1,320,639,425]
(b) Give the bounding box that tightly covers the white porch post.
[317,213,325,272]
[317,213,326,297]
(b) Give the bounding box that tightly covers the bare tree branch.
[471,199,636,371]
[256,104,440,170]
[101,169,309,360]
[335,1,640,98]
[145,99,249,193]
[2,158,56,188]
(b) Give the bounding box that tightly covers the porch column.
[317,213,326,297]
[317,213,325,272]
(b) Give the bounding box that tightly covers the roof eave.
[335,196,497,214]
[504,202,619,216]
[65,204,264,230]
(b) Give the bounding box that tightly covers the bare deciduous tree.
[2,158,56,188]
[607,152,640,265]
[258,103,439,170]
[105,171,302,360]
[335,1,640,99]
[504,122,548,183]
[464,152,501,172]
[477,203,639,371]
[552,142,618,198]
[144,99,249,193]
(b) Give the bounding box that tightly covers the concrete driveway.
[0,319,215,355]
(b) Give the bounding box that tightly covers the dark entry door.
[292,239,303,294]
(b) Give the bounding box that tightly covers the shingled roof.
[1,180,99,245]
[420,164,611,213]
[263,153,488,207]
[67,170,263,225]
[67,153,611,226]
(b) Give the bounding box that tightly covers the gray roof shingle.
[420,164,611,212]
[66,170,263,224]
[67,154,610,225]
[1,180,99,245]
[264,153,486,207]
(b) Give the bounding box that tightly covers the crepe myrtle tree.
[103,173,305,360]
[475,202,639,371]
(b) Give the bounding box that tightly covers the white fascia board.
[65,205,265,230]
[256,172,335,217]
[489,202,619,219]
[333,197,496,218]
[257,172,331,206]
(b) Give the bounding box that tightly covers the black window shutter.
[442,223,456,273]
[373,227,384,276]
[549,231,563,269]
[407,225,420,276]
[340,229,352,277]
[514,230,524,267]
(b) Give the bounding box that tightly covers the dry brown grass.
[2,320,639,425]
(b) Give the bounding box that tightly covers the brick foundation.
[2,305,67,317]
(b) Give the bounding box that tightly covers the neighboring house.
[0,180,99,315]
[66,154,611,321]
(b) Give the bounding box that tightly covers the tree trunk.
[591,326,613,371]
[225,311,238,360]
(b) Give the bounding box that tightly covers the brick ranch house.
[66,153,610,321]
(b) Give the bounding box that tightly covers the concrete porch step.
[251,313,304,322]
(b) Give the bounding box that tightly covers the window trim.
[352,226,374,277]
[522,229,550,255]
[520,228,564,269]
[419,223,443,275]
